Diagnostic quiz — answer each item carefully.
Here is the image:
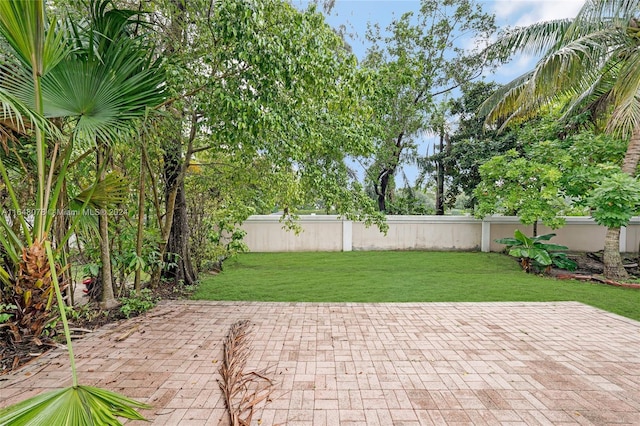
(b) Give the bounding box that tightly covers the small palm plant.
[0,242,150,425]
[496,229,577,273]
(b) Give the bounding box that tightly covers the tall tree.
[146,0,382,286]
[481,0,640,279]
[440,81,519,210]
[361,0,496,212]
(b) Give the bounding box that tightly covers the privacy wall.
[241,215,640,253]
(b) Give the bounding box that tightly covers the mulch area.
[551,251,640,289]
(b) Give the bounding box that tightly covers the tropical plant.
[495,230,577,273]
[481,0,640,279]
[0,0,165,334]
[0,0,162,422]
[119,288,159,319]
[0,243,150,425]
[588,171,640,236]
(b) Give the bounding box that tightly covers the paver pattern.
[1,301,640,425]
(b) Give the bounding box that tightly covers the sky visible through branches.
[293,0,586,183]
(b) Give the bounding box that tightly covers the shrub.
[119,289,159,319]
[496,229,577,273]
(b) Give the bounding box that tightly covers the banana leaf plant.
[495,229,577,273]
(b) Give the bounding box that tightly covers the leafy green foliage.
[588,172,640,228]
[385,187,435,215]
[0,385,150,425]
[0,303,16,323]
[165,0,383,225]
[474,149,567,229]
[495,230,577,273]
[119,288,159,319]
[441,81,520,209]
[525,129,627,205]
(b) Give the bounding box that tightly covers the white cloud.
[488,0,586,27]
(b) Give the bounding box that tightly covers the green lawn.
[194,251,640,321]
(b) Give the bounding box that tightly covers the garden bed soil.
[549,251,640,289]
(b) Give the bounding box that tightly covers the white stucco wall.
[240,215,640,253]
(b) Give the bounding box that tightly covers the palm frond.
[575,0,640,22]
[559,60,618,122]
[0,385,150,425]
[480,71,532,125]
[72,171,129,209]
[484,0,638,133]
[0,0,69,76]
[532,28,625,90]
[487,19,574,60]
[0,82,57,138]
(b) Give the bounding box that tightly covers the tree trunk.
[134,149,146,294]
[621,125,640,175]
[376,169,391,212]
[435,131,445,215]
[602,126,640,279]
[164,183,197,286]
[161,135,197,287]
[603,227,628,280]
[98,206,117,308]
[375,132,405,212]
[97,146,118,309]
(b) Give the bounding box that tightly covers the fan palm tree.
[0,0,165,314]
[0,0,164,422]
[481,0,640,279]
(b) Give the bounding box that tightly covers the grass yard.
[194,251,640,321]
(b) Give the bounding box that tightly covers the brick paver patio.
[1,301,640,425]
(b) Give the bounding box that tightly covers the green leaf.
[0,385,150,425]
[529,248,552,266]
[536,242,569,251]
[494,237,520,246]
[533,233,556,242]
[73,171,129,209]
[513,229,532,246]
[551,253,578,271]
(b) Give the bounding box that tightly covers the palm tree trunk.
[603,227,628,280]
[97,145,117,309]
[98,210,117,308]
[601,126,640,280]
[626,126,640,267]
[134,150,146,294]
[621,126,640,174]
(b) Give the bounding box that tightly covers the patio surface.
[1,301,640,425]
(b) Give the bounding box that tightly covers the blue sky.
[292,0,586,184]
